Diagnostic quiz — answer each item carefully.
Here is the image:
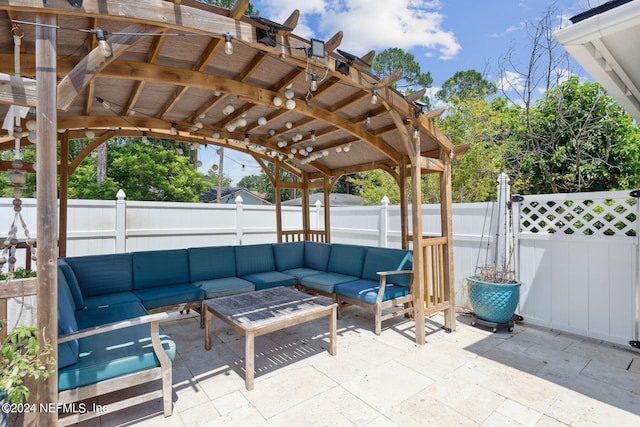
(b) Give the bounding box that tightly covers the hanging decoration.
[1,24,36,274]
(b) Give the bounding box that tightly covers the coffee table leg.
[329,306,337,356]
[245,332,255,390]
[205,308,212,350]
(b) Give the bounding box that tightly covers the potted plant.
[0,320,55,421]
[466,266,522,332]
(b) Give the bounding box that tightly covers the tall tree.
[372,48,433,108]
[437,70,496,103]
[68,141,209,201]
[507,76,640,193]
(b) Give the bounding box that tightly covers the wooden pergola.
[0,1,465,423]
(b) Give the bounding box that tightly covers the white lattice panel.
[520,196,637,236]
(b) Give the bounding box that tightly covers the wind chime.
[0,24,37,275]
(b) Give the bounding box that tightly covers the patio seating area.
[58,307,640,426]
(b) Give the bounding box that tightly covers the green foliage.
[0,321,55,405]
[372,48,433,108]
[0,268,37,281]
[507,76,640,194]
[437,70,496,103]
[68,139,209,202]
[347,170,399,205]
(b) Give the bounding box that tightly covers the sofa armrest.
[376,270,414,304]
[58,312,169,343]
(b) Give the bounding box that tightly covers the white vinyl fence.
[1,184,638,346]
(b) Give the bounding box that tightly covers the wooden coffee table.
[204,287,337,390]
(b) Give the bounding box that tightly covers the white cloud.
[499,70,525,94]
[256,0,461,61]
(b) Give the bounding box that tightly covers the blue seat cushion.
[133,284,204,310]
[234,244,276,276]
[300,272,360,294]
[58,259,84,310]
[282,267,324,280]
[189,246,237,281]
[334,279,410,305]
[58,325,176,392]
[82,292,141,310]
[75,300,149,329]
[57,271,79,369]
[304,241,331,271]
[240,271,298,290]
[272,242,305,271]
[133,249,190,289]
[327,244,367,277]
[64,254,133,297]
[194,277,255,299]
[361,247,412,287]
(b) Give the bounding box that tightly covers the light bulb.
[212,132,220,139]
[258,117,267,126]
[142,133,149,143]
[344,144,351,152]
[195,160,202,167]
[85,130,95,138]
[286,99,296,110]
[269,129,276,136]
[224,34,233,55]
[285,88,295,99]
[371,89,378,104]
[95,28,112,58]
[310,73,318,91]
[170,123,177,136]
[285,122,293,129]
[310,131,316,142]
[237,118,247,127]
[25,120,36,131]
[273,96,283,107]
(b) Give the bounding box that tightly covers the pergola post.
[35,12,58,426]
[410,148,426,345]
[399,159,409,249]
[301,171,310,240]
[59,131,69,257]
[275,159,283,242]
[323,177,331,242]
[440,150,456,331]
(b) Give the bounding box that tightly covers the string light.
[224,33,233,55]
[310,130,316,142]
[170,122,177,136]
[370,89,378,105]
[94,28,112,58]
[96,97,111,110]
[310,73,318,91]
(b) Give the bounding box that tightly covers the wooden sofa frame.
[57,313,172,426]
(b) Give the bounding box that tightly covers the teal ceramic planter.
[467,276,521,324]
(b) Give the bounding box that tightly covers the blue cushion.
[188,246,236,281]
[234,244,276,276]
[327,244,367,277]
[272,242,305,271]
[304,241,331,271]
[361,248,412,287]
[335,279,410,305]
[82,292,142,310]
[76,301,148,329]
[64,254,133,297]
[58,259,84,309]
[58,325,176,392]
[57,270,79,368]
[300,272,360,294]
[133,284,203,310]
[282,267,325,280]
[133,249,189,289]
[240,271,298,290]
[195,277,255,299]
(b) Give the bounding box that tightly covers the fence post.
[494,173,512,270]
[315,199,322,231]
[235,195,244,245]
[115,189,126,253]
[380,196,389,247]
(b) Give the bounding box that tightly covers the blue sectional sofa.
[56,242,413,423]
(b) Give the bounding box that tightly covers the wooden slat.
[0,73,36,107]
[229,0,248,19]
[419,156,445,173]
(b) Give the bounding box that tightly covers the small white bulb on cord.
[273,96,283,107]
[285,88,295,99]
[310,73,318,91]
[224,33,233,55]
[95,28,112,58]
[258,117,267,126]
[85,130,95,138]
[285,122,293,129]
[370,89,378,104]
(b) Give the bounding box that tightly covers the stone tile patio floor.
[83,304,640,426]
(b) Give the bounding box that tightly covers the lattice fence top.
[520,195,637,237]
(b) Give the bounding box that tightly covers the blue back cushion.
[133,249,190,289]
[304,241,331,271]
[189,246,236,281]
[327,244,368,277]
[362,247,412,287]
[57,269,79,368]
[234,244,275,276]
[57,259,84,310]
[272,242,305,271]
[65,254,133,298]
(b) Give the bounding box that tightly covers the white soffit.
[555,0,640,122]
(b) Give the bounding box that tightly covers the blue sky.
[201,0,608,184]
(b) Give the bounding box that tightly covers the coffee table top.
[204,287,336,331]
